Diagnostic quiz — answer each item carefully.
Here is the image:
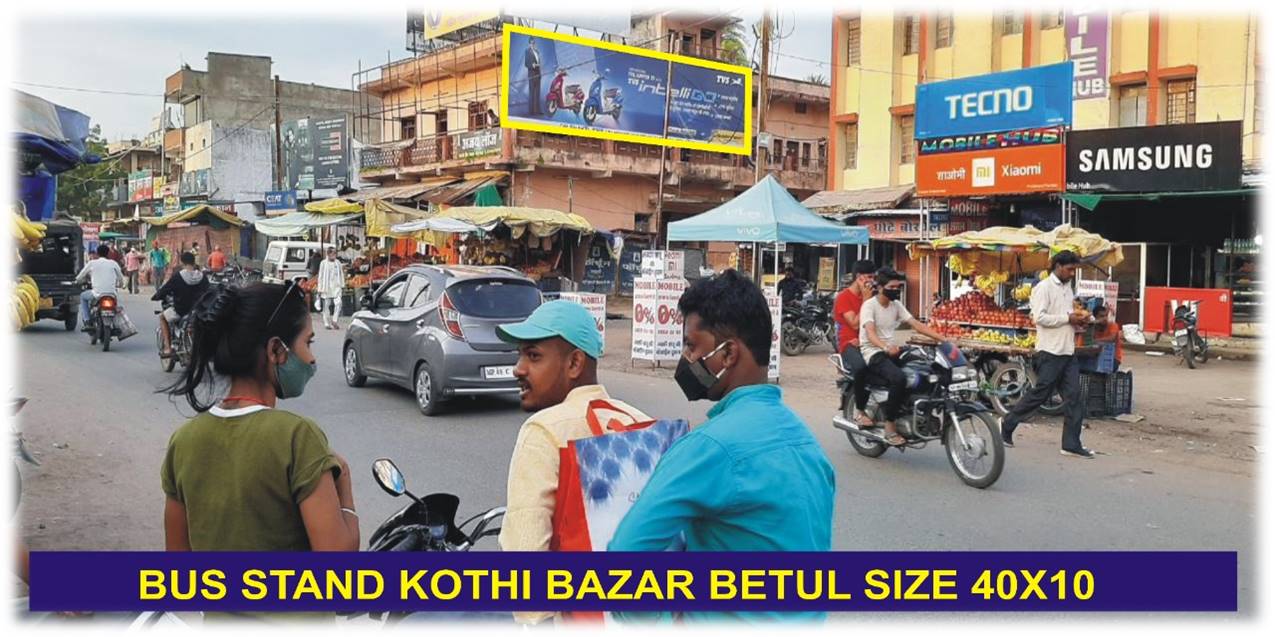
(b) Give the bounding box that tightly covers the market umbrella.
[253,212,363,237]
[908,224,1125,274]
[667,175,868,245]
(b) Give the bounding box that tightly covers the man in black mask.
[611,270,835,622]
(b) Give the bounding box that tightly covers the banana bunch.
[11,213,47,252]
[1012,282,1033,302]
[1011,333,1037,349]
[12,275,41,330]
[970,328,1014,345]
[948,254,977,276]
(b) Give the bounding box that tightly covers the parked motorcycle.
[781,291,835,356]
[583,70,623,125]
[85,290,120,352]
[154,300,193,373]
[831,342,1005,489]
[545,69,584,118]
[1171,302,1209,368]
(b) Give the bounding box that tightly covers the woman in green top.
[160,282,359,552]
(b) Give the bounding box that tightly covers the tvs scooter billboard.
[501,24,752,154]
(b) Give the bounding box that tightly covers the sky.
[13,9,831,142]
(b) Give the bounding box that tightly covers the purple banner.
[1067,9,1110,100]
[29,551,1237,613]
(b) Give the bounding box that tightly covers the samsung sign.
[1066,122,1242,193]
[916,62,1074,139]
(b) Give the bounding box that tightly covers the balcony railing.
[359,128,503,173]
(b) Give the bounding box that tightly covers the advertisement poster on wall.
[178,169,210,197]
[581,235,618,294]
[1065,121,1243,193]
[916,143,1066,197]
[283,116,351,192]
[501,24,751,154]
[128,170,153,202]
[1066,10,1110,100]
[915,62,1074,139]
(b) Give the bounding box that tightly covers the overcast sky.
[14,10,831,141]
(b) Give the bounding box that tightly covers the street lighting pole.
[755,10,771,184]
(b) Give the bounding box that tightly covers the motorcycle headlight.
[950,367,970,381]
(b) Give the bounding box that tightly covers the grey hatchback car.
[342,265,542,415]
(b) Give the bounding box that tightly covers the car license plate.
[483,366,514,380]
[950,380,978,392]
[1174,329,1189,337]
[38,296,53,309]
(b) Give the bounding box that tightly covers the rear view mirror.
[372,458,406,497]
[360,293,374,310]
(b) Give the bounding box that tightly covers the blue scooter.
[583,70,623,125]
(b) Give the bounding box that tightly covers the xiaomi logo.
[972,157,996,188]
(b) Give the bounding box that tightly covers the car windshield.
[447,280,541,319]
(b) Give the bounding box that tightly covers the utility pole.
[566,175,575,213]
[273,75,284,191]
[754,10,772,184]
[654,55,673,246]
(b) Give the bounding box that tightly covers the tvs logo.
[972,157,996,188]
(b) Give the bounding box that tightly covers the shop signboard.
[502,24,751,155]
[915,62,1074,139]
[557,292,607,357]
[457,128,503,160]
[162,195,181,213]
[630,277,659,361]
[581,236,617,293]
[640,250,685,279]
[916,143,1065,197]
[1143,287,1233,338]
[1066,9,1110,100]
[80,222,101,242]
[654,278,687,361]
[764,288,781,380]
[264,190,298,212]
[1065,121,1243,192]
[918,126,1062,156]
[1076,280,1119,313]
[128,170,154,202]
[817,257,836,292]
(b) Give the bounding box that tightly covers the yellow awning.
[303,198,363,214]
[908,224,1124,274]
[140,204,244,227]
[363,199,432,238]
[437,206,594,238]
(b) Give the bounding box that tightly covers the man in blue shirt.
[608,269,836,622]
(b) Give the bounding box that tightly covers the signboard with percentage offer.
[631,277,659,361]
[1076,280,1118,313]
[765,288,781,379]
[654,278,688,360]
[558,292,607,357]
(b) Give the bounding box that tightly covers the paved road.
[15,292,1257,611]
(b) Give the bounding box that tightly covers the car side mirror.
[360,293,374,310]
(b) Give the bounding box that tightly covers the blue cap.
[497,300,603,359]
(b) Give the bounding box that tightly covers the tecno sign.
[917,144,1065,197]
[916,62,1074,138]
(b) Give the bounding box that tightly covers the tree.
[720,20,750,66]
[53,125,124,220]
[804,74,829,86]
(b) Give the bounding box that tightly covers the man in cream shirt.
[495,301,648,625]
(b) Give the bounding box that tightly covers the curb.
[1125,342,1259,362]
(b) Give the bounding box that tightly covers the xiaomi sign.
[916,144,1065,197]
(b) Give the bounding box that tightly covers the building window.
[1118,84,1148,127]
[843,124,858,170]
[1041,11,1065,30]
[899,115,915,164]
[1000,12,1024,36]
[818,140,827,167]
[795,101,808,114]
[935,11,954,48]
[401,116,416,140]
[1165,78,1197,124]
[468,101,488,130]
[847,17,862,66]
[903,14,921,55]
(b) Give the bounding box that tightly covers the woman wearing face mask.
[159,282,359,554]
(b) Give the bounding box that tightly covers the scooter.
[583,70,623,125]
[831,342,1005,489]
[1171,301,1210,369]
[545,69,584,118]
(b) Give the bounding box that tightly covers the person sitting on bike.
[833,259,877,376]
[852,268,951,446]
[75,244,125,332]
[777,267,806,306]
[152,252,209,359]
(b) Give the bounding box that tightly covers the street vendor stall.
[906,224,1125,415]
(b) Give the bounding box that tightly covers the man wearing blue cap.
[495,300,648,625]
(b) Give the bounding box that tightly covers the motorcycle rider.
[75,244,125,332]
[852,268,952,446]
[777,267,806,305]
[152,252,209,358]
[833,260,877,374]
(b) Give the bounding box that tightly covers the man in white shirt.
[1000,250,1094,459]
[316,246,345,330]
[76,244,125,331]
[852,268,951,446]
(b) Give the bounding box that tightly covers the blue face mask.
[273,342,316,399]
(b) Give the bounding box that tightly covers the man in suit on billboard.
[525,37,542,116]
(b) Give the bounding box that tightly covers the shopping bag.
[113,310,138,341]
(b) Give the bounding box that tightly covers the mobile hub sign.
[916,62,1074,139]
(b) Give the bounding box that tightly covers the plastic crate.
[1078,342,1116,373]
[1106,370,1133,415]
[1079,373,1109,417]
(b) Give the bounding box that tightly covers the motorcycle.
[154,299,193,373]
[1171,302,1210,368]
[583,70,623,125]
[85,290,120,352]
[781,291,835,356]
[831,342,1005,489]
[545,69,584,118]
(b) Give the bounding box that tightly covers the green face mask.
[273,342,316,399]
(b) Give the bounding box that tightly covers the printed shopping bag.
[113,310,138,341]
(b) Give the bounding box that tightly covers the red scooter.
[545,69,584,117]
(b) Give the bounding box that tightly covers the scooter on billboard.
[583,69,623,125]
[545,68,585,118]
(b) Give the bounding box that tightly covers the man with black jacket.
[152,251,209,358]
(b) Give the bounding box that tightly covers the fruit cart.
[907,225,1125,416]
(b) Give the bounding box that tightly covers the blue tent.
[667,175,868,245]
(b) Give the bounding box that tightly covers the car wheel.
[344,343,367,388]
[414,362,443,417]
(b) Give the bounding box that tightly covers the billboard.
[501,24,752,155]
[422,10,499,39]
[179,169,210,197]
[265,190,298,211]
[916,62,1074,139]
[1067,9,1110,100]
[282,116,350,191]
[128,170,153,202]
[1066,121,1243,193]
[916,144,1065,197]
